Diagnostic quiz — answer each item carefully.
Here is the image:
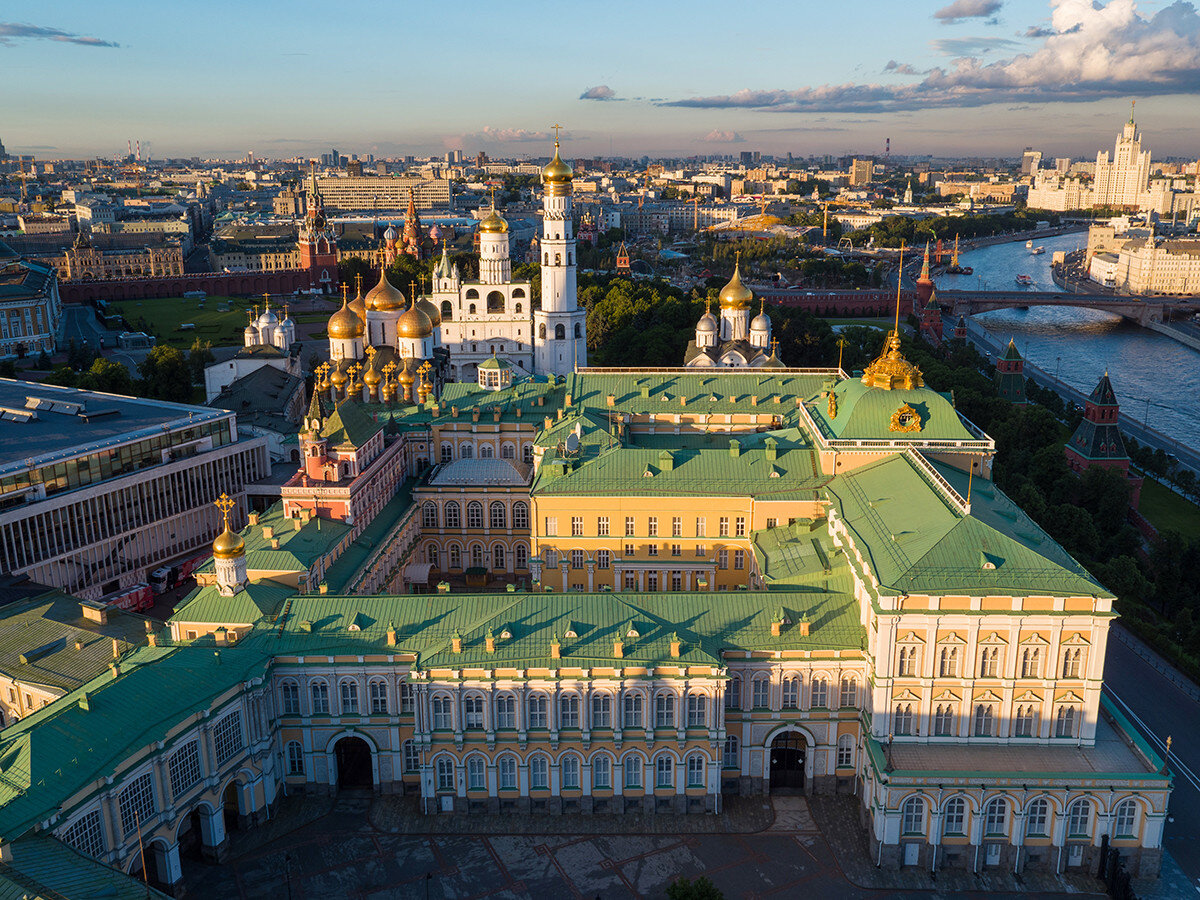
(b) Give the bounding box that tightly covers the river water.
[935,232,1200,448]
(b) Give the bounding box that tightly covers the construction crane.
[690,195,702,232]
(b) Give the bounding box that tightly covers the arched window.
[1062,648,1083,678]
[1015,704,1037,737]
[839,676,857,708]
[445,501,461,528]
[495,693,516,729]
[479,444,494,459]
[686,692,707,727]
[286,741,304,776]
[751,675,770,709]
[592,754,612,789]
[555,324,566,341]
[1067,799,1092,837]
[561,754,581,789]
[898,646,917,676]
[655,754,674,787]
[943,797,967,835]
[934,704,954,736]
[939,646,959,677]
[623,755,643,788]
[1113,799,1139,838]
[487,290,505,313]
[441,300,453,321]
[836,734,855,768]
[523,444,534,465]
[725,675,741,710]
[470,543,484,567]
[436,756,454,791]
[501,443,515,460]
[465,289,479,299]
[440,442,453,463]
[467,755,486,790]
[1055,705,1077,738]
[591,692,612,728]
[810,677,828,709]
[448,543,462,569]
[514,542,528,570]
[426,544,440,568]
[1025,798,1050,836]
[623,692,644,728]
[310,681,329,715]
[280,681,300,715]
[492,543,506,570]
[490,502,507,529]
[464,694,484,729]
[1021,647,1041,678]
[782,676,800,709]
[687,754,705,787]
[530,754,549,789]
[559,693,580,728]
[539,323,546,339]
[467,501,484,529]
[574,322,582,339]
[515,303,522,314]
[902,796,927,835]
[528,693,549,728]
[498,755,518,790]
[369,679,387,714]
[979,647,999,677]
[654,693,676,728]
[894,704,914,735]
[985,797,1008,835]
[460,443,474,459]
[512,501,529,529]
[432,694,453,730]
[973,704,994,736]
[422,501,438,528]
[723,734,739,769]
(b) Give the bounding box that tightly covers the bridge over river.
[937,289,1200,327]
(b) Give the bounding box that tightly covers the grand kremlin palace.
[0,147,1171,895]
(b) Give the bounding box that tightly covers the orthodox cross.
[213,492,235,527]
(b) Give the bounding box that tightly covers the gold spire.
[861,331,924,391]
[719,252,753,310]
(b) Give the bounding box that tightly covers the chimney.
[750,395,758,406]
[493,409,501,422]
[485,629,496,653]
[148,632,158,647]
[319,582,329,594]
[112,638,121,659]
[472,408,480,422]
[451,631,463,653]
[640,385,650,399]
[729,439,741,458]
[74,639,84,651]
[765,438,778,462]
[798,617,810,637]
[515,406,522,418]
[451,405,459,417]
[613,638,624,659]
[606,394,616,407]
[271,537,281,550]
[262,526,273,540]
[550,634,561,659]
[294,518,303,531]
[386,622,397,646]
[248,512,259,526]
[679,395,687,407]
[669,633,682,658]
[80,601,108,625]
[565,393,572,407]
[556,408,564,421]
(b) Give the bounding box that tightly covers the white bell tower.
[534,127,588,375]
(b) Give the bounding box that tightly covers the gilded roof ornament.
[861,331,924,391]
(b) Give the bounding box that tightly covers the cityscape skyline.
[5,0,1200,160]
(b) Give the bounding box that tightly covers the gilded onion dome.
[364,268,406,311]
[212,524,245,560]
[719,261,753,310]
[396,300,434,340]
[861,331,924,390]
[329,366,348,387]
[348,284,367,322]
[416,294,442,328]
[362,364,382,386]
[542,141,573,184]
[398,358,416,385]
[479,208,508,234]
[327,296,364,339]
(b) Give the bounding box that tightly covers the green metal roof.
[0,835,172,899]
[320,399,383,448]
[322,480,416,593]
[805,377,977,443]
[195,502,352,578]
[172,579,294,626]
[825,454,1109,598]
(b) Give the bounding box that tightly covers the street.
[1104,628,1200,890]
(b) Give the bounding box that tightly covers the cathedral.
[684,258,781,368]
[322,139,587,385]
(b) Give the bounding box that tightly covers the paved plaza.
[175,792,1154,899]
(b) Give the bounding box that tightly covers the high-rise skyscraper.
[1093,108,1151,209]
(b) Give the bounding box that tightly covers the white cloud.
[702,129,745,143]
[580,85,619,101]
[935,0,1004,23]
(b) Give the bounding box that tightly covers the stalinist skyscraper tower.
[533,128,588,375]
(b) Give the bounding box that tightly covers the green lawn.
[110,295,257,348]
[824,318,891,329]
[1138,477,1200,539]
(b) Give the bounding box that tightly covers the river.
[935,232,1200,449]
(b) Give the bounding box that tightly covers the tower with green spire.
[994,339,1027,404]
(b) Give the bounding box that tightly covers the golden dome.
[327,297,364,339]
[719,261,754,310]
[416,295,442,328]
[541,141,573,185]
[396,301,433,340]
[212,525,245,560]
[363,365,381,386]
[349,287,367,323]
[861,331,925,390]
[479,208,508,234]
[364,268,406,311]
[398,359,416,385]
[330,366,348,386]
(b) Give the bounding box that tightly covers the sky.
[4,0,1200,161]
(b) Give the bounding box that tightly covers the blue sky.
[5,0,1200,160]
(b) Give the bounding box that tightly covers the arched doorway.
[769,732,806,793]
[222,781,242,833]
[335,736,373,788]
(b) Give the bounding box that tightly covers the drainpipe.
[932,785,944,876]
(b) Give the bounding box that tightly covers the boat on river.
[1030,246,1045,255]
[1015,274,1034,285]
[944,234,973,275]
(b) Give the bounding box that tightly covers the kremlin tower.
[298,164,339,293]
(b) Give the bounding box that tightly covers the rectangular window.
[719,517,730,537]
[212,711,244,765]
[119,773,156,834]
[597,549,611,570]
[751,678,770,709]
[625,516,635,537]
[686,694,706,727]
[624,543,635,557]
[571,516,583,537]
[648,517,658,537]
[311,682,329,715]
[593,756,612,789]
[671,544,681,557]
[735,517,746,537]
[696,544,706,557]
[280,682,300,715]
[571,549,585,569]
[591,693,612,728]
[648,544,658,557]
[598,516,609,536]
[369,681,387,714]
[695,517,706,537]
[718,549,728,570]
[169,741,202,798]
[545,516,557,536]
[733,549,745,570]
[560,694,580,728]
[62,809,105,859]
[400,682,414,714]
[672,517,682,537]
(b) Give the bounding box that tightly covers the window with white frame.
[751,676,770,709]
[810,677,829,709]
[593,755,612,789]
[286,741,304,776]
[735,516,746,537]
[562,755,580,789]
[695,517,706,537]
[1020,647,1041,678]
[571,549,585,569]
[560,694,580,728]
[1055,705,1077,738]
[839,676,857,708]
[898,646,918,677]
[901,796,926,835]
[340,681,359,715]
[400,682,414,714]
[432,695,453,730]
[496,694,516,729]
[624,755,642,787]
[1113,799,1138,838]
[436,757,455,791]
[467,502,484,529]
[1014,704,1037,737]
[597,549,611,570]
[717,548,728,569]
[440,443,453,463]
[467,756,485,790]
[943,797,967,835]
[782,676,800,709]
[464,695,484,729]
[491,502,507,529]
[654,693,675,728]
[979,646,1000,678]
[571,516,584,536]
[597,516,609,536]
[542,547,559,568]
[672,516,683,537]
[687,754,705,787]
[939,646,959,677]
[212,711,243,765]
[623,692,644,728]
[445,501,461,528]
[119,772,156,834]
[933,704,954,736]
[686,693,707,727]
[836,734,855,768]
[530,755,549,789]
[1067,799,1092,837]
[1062,648,1083,678]
[591,693,612,728]
[723,735,739,769]
[719,517,730,537]
[511,502,529,529]
[528,693,548,728]
[311,682,330,715]
[169,741,202,797]
[403,740,420,773]
[725,676,741,710]
[625,516,635,536]
[985,798,1008,835]
[973,704,994,737]
[656,754,674,787]
[62,809,105,860]
[280,681,300,715]
[422,502,438,528]
[1025,798,1049,836]
[369,680,387,714]
[498,755,517,790]
[894,703,915,735]
[733,549,745,570]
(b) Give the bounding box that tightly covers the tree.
[667,876,724,900]
[137,345,193,402]
[187,339,215,385]
[80,358,134,395]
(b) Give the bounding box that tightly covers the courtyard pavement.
[179,792,1131,899]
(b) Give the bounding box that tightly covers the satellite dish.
[565,433,580,454]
